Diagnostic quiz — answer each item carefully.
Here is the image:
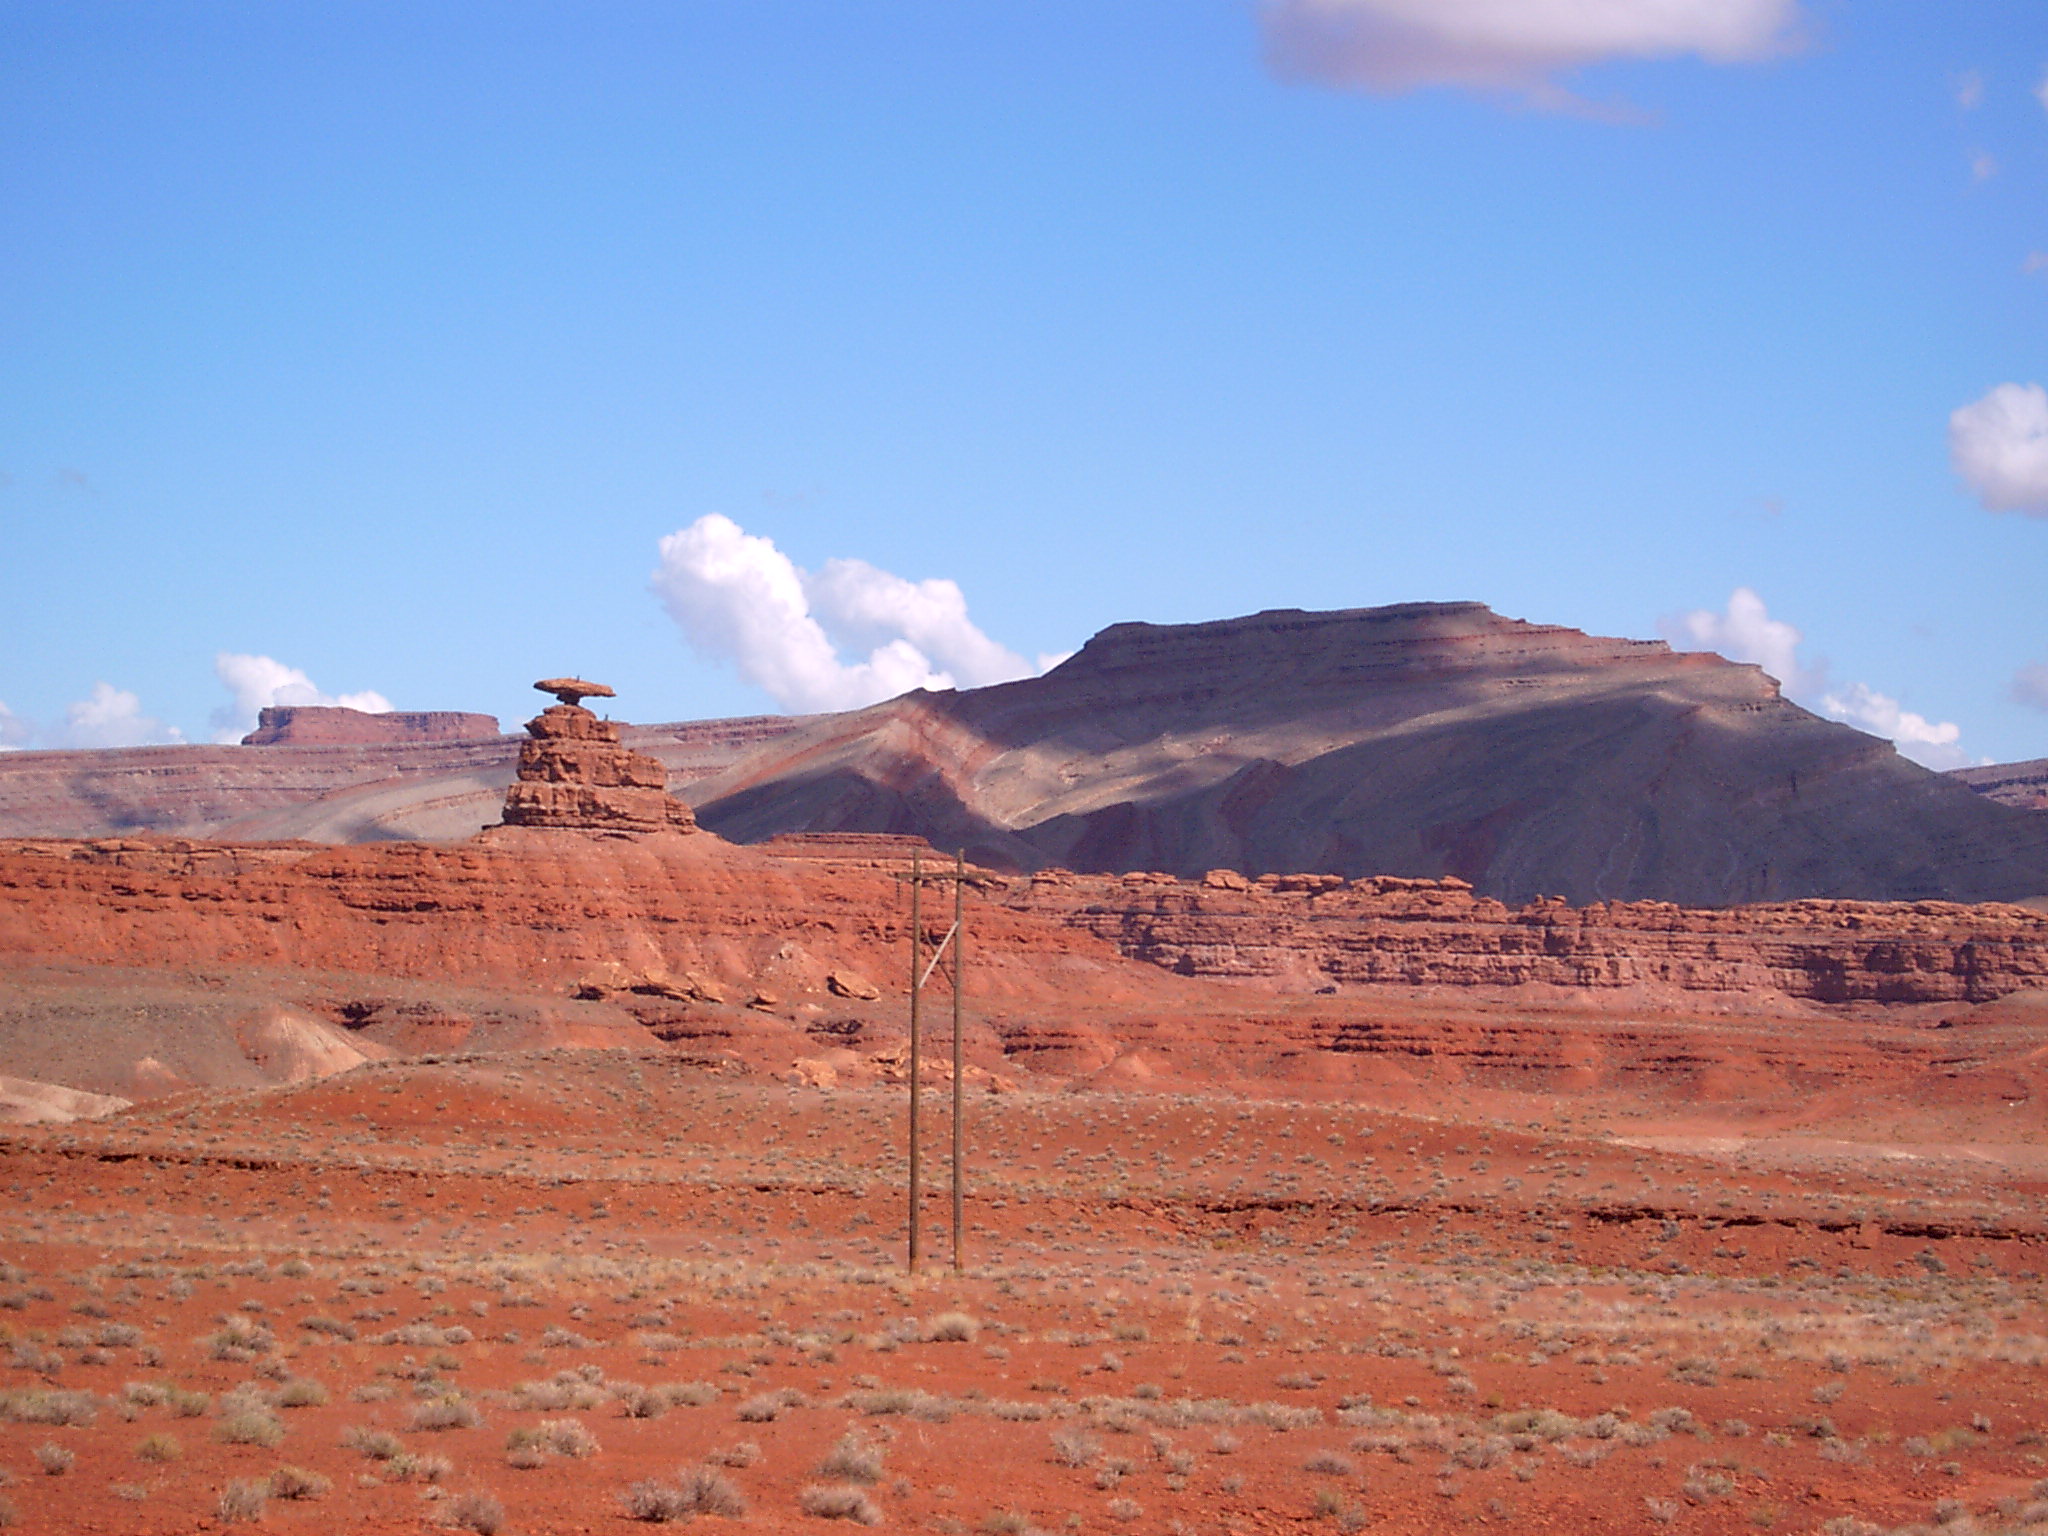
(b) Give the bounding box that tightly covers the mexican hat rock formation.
[498,678,697,834]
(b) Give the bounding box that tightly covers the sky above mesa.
[3,1,2045,768]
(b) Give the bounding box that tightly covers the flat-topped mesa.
[499,679,697,835]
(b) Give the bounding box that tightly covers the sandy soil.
[0,1039,2044,1536]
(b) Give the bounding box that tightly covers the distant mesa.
[241,706,502,747]
[498,678,697,836]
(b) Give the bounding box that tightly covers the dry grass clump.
[816,1430,886,1484]
[447,1490,507,1534]
[33,1442,73,1475]
[267,1464,331,1500]
[926,1311,980,1342]
[507,1417,602,1466]
[625,1466,748,1521]
[0,1389,97,1426]
[411,1397,482,1432]
[799,1483,883,1524]
[341,1424,405,1461]
[275,1378,328,1408]
[215,1410,286,1447]
[134,1432,182,1462]
[217,1480,268,1524]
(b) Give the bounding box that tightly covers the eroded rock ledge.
[1011,867,2048,1005]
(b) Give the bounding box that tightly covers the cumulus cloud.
[1660,586,1813,693]
[1664,588,1978,770]
[1259,0,1806,107]
[0,702,32,751]
[1820,682,1975,771]
[209,653,392,743]
[650,514,1040,714]
[61,682,184,749]
[1950,382,2048,516]
[2012,662,2048,712]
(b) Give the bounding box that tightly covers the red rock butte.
[497,679,697,835]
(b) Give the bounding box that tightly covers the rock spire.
[499,679,697,835]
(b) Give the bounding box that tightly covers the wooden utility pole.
[897,851,971,1272]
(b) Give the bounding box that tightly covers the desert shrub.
[983,1511,1032,1535]
[135,1433,182,1462]
[660,1382,721,1409]
[215,1411,286,1448]
[387,1451,455,1484]
[217,1480,268,1524]
[625,1479,692,1522]
[816,1430,885,1484]
[0,1389,97,1426]
[276,1379,328,1409]
[735,1393,785,1423]
[541,1419,600,1458]
[679,1466,747,1518]
[168,1389,211,1419]
[1051,1427,1102,1467]
[800,1484,882,1524]
[926,1313,979,1343]
[707,1442,761,1468]
[1107,1498,1143,1521]
[1304,1450,1356,1476]
[410,1398,481,1432]
[342,1425,405,1460]
[33,1443,73,1475]
[448,1491,506,1534]
[612,1383,667,1420]
[267,1464,330,1501]
[206,1318,275,1362]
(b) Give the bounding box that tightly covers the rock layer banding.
[498,680,698,835]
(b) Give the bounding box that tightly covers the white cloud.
[650,514,1041,714]
[1660,586,1812,693]
[1969,149,1998,182]
[209,653,392,743]
[1664,588,1982,770]
[1955,70,1984,110]
[1259,0,1805,105]
[2037,65,2048,114]
[2012,662,2048,712]
[1949,382,2048,516]
[61,682,184,749]
[2024,252,2048,277]
[0,702,32,752]
[1820,682,1976,771]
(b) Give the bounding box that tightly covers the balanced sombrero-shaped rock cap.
[534,677,617,708]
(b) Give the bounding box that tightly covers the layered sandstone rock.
[1012,868,2048,1006]
[241,706,502,746]
[1952,757,2048,813]
[498,682,698,835]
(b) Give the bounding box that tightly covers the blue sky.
[2,1,2044,766]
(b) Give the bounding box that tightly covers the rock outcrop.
[1952,758,2048,813]
[499,680,698,835]
[1011,868,2048,1006]
[241,706,502,746]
